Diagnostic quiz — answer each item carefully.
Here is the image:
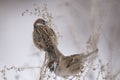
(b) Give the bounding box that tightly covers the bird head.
[34,18,47,28]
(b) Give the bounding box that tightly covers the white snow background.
[0,0,120,80]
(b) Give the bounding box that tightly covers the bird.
[33,18,63,62]
[33,18,57,51]
[48,48,98,78]
[33,18,98,78]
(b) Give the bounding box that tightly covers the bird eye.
[42,21,46,25]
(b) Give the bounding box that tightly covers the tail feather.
[84,48,98,59]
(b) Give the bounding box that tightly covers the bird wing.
[48,27,58,45]
[62,54,81,68]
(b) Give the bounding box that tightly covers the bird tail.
[83,48,98,59]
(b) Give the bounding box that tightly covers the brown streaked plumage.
[33,18,63,60]
[49,48,98,78]
[33,18,98,78]
[33,19,57,51]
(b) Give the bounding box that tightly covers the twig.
[39,53,48,80]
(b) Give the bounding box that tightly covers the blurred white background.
[0,0,120,80]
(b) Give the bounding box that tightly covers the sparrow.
[48,48,98,78]
[33,18,63,61]
[33,19,57,50]
[33,18,98,78]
